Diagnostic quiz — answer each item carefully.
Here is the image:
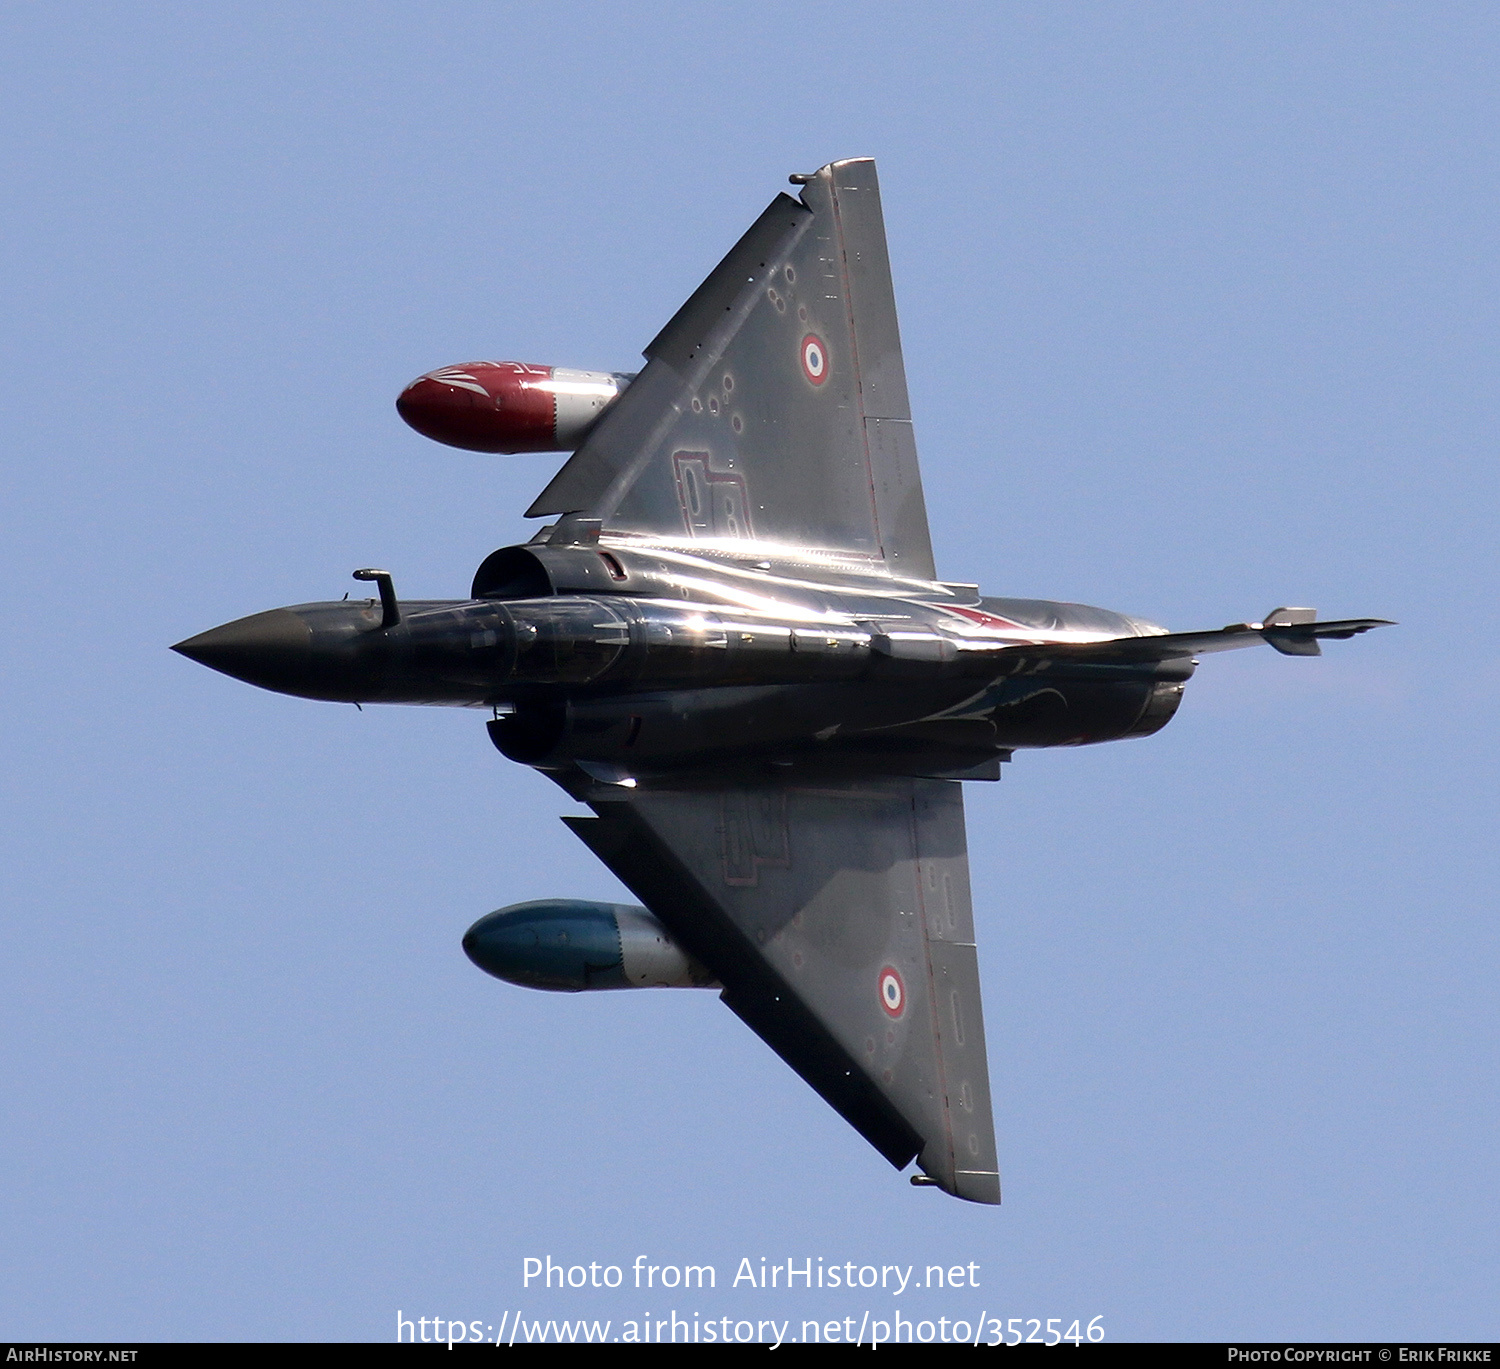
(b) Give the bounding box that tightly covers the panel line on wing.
[828,176,889,565]
[909,787,960,1183]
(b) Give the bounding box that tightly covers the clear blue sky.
[2,2,1494,1343]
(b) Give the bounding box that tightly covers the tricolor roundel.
[878,965,906,1018]
[800,333,829,386]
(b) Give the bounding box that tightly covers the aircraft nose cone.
[173,608,314,689]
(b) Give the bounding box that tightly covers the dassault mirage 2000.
[176,159,1389,1204]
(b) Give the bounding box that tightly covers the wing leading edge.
[565,778,1000,1204]
[530,159,936,579]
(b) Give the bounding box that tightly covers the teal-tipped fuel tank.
[462,899,718,992]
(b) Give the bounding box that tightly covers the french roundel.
[878,966,905,1018]
[800,333,829,386]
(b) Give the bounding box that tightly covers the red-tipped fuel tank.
[396,362,633,453]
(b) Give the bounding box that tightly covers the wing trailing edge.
[965,613,1394,666]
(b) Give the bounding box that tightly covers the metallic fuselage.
[176,536,1188,786]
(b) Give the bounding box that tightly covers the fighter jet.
[175,159,1389,1204]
